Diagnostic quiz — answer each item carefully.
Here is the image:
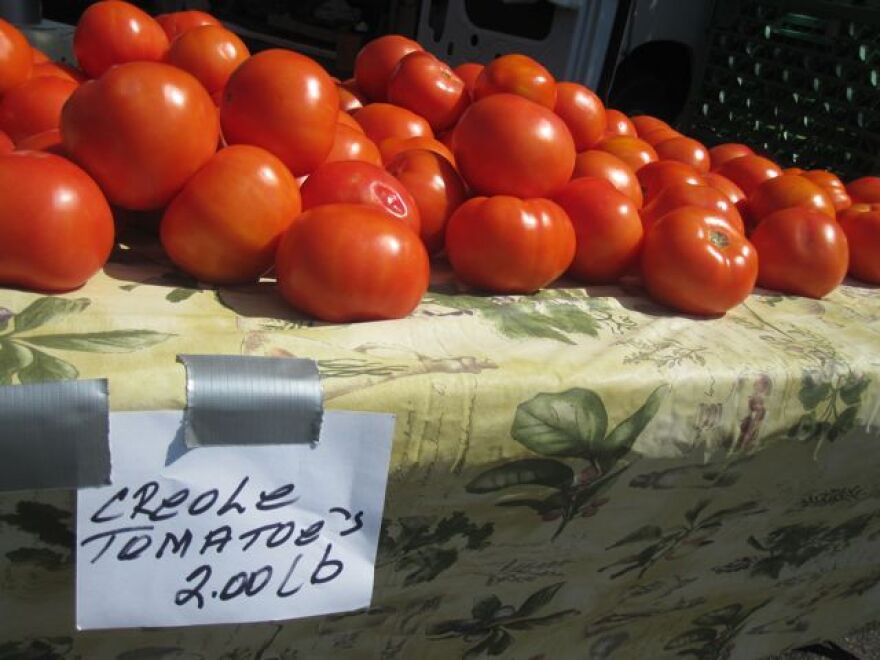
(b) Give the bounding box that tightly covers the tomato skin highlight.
[553,82,606,151]
[715,154,782,196]
[0,18,32,95]
[572,150,642,208]
[165,25,250,95]
[604,109,636,137]
[387,51,469,132]
[747,174,836,225]
[641,183,745,235]
[354,35,423,102]
[473,53,557,108]
[708,143,753,171]
[597,135,658,172]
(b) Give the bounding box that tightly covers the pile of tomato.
[0,1,878,321]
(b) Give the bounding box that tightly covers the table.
[2,226,879,659]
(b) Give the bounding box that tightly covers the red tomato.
[473,53,556,108]
[74,1,169,78]
[445,196,575,293]
[0,18,31,95]
[708,143,753,171]
[636,160,704,202]
[837,209,880,283]
[715,154,782,196]
[846,176,880,204]
[386,148,467,254]
[800,170,851,212]
[453,62,483,98]
[62,61,219,210]
[323,123,382,166]
[165,25,249,95]
[597,135,657,172]
[337,110,363,133]
[704,171,745,205]
[353,102,433,145]
[641,207,757,315]
[30,61,88,84]
[276,203,429,321]
[553,82,605,151]
[379,135,454,165]
[14,128,64,155]
[747,174,835,223]
[31,47,50,64]
[750,207,848,298]
[783,167,805,176]
[552,177,643,282]
[160,145,300,284]
[0,151,113,291]
[338,80,365,112]
[631,115,670,136]
[0,76,78,144]
[300,160,420,233]
[221,49,338,177]
[0,129,12,153]
[572,150,642,208]
[638,126,681,147]
[641,183,744,235]
[453,93,575,198]
[654,136,710,173]
[156,10,220,42]
[604,109,636,137]
[387,51,468,132]
[354,34,422,101]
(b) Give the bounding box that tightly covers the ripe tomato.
[473,53,556,108]
[323,123,382,166]
[354,34,422,101]
[801,170,851,211]
[0,18,31,95]
[387,51,468,132]
[631,115,669,136]
[597,135,657,172]
[379,135,454,165]
[552,177,643,282]
[62,61,219,210]
[604,109,636,137]
[846,176,880,204]
[0,151,113,291]
[641,207,757,315]
[708,143,753,171]
[15,128,64,155]
[300,160,420,233]
[638,126,681,147]
[165,25,249,95]
[74,1,169,78]
[654,136,710,173]
[160,145,300,284]
[156,10,220,42]
[453,94,575,198]
[837,209,880,283]
[641,183,744,234]
[386,148,467,254]
[0,76,78,145]
[31,47,50,64]
[636,160,704,202]
[715,154,782,196]
[276,203,429,321]
[221,49,338,177]
[30,61,88,84]
[445,196,575,293]
[572,150,642,208]
[553,82,605,151]
[353,102,433,145]
[783,167,805,176]
[0,129,12,153]
[704,171,745,205]
[338,79,365,112]
[337,110,364,133]
[750,207,848,298]
[747,174,835,224]
[453,62,483,98]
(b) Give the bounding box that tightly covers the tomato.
[387,51,468,132]
[15,128,64,155]
[30,61,88,84]
[837,209,880,283]
[747,174,835,224]
[715,154,782,196]
[354,34,422,101]
[0,18,31,95]
[552,177,643,282]
[338,80,365,112]
[473,53,556,108]
[31,47,49,64]
[636,160,704,202]
[704,171,745,205]
[631,115,669,136]
[276,203,429,321]
[453,93,575,198]
[160,145,300,284]
[337,110,363,133]
[165,25,249,96]
[750,207,848,298]
[638,126,681,147]
[453,62,483,98]
[0,76,78,144]
[0,129,12,153]
[221,49,338,177]
[846,176,880,204]
[799,171,852,212]
[572,150,642,208]
[604,109,636,137]
[654,136,710,173]
[386,148,467,254]
[74,1,169,79]
[641,207,757,315]
[322,123,382,166]
[156,10,220,42]
[445,196,575,293]
[597,135,657,172]
[641,183,744,235]
[0,151,113,291]
[353,102,433,145]
[708,143,753,171]
[783,167,805,176]
[62,61,219,210]
[300,160,420,233]
[379,135,454,165]
[553,82,605,151]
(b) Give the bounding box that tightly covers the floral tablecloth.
[2,226,880,660]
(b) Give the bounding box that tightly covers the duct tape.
[0,378,110,492]
[178,355,324,448]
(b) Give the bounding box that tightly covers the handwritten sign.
[76,410,394,630]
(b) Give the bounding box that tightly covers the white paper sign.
[76,410,394,630]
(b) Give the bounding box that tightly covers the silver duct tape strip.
[0,379,110,492]
[178,355,324,447]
